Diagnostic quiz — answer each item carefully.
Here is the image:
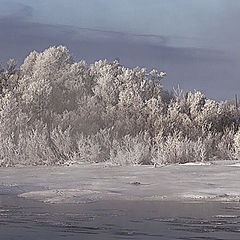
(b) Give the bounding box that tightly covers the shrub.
[0,46,239,166]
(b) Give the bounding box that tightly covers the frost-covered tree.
[0,45,239,166]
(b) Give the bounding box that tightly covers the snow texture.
[0,160,239,204]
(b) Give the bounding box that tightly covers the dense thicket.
[0,46,240,166]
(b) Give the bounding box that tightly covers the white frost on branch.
[0,46,239,167]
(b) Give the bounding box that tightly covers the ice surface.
[0,161,240,204]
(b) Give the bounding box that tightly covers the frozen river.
[1,195,240,240]
[1,162,240,239]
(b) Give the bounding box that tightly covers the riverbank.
[0,160,240,204]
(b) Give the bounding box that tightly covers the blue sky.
[0,0,240,99]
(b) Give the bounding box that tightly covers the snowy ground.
[0,160,240,204]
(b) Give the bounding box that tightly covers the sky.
[0,0,240,100]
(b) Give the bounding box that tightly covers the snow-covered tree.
[0,45,239,166]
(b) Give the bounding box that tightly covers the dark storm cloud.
[0,3,238,100]
[0,8,227,65]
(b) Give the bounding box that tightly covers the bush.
[0,46,239,166]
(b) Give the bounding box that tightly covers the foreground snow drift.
[0,161,240,204]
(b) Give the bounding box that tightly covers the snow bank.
[0,161,239,204]
[180,162,212,166]
[227,163,240,167]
